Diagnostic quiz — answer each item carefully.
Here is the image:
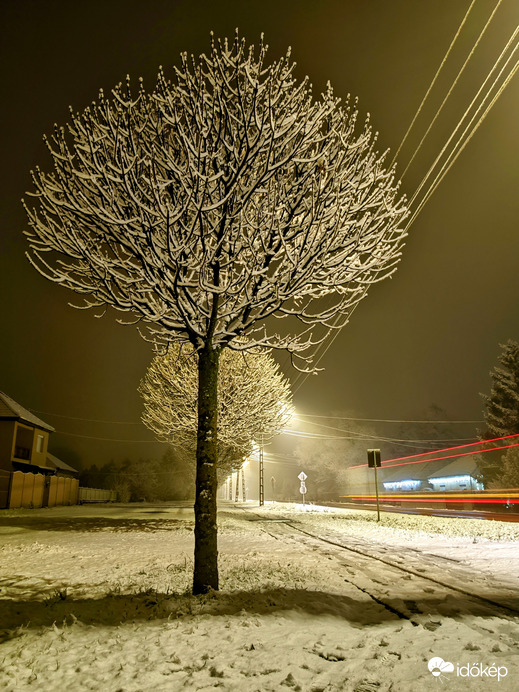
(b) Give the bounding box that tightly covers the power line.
[408,53,519,227]
[292,5,517,401]
[348,432,519,468]
[29,408,143,425]
[54,430,164,443]
[290,290,368,396]
[390,0,478,167]
[31,406,484,427]
[296,412,483,424]
[293,416,478,438]
[406,26,519,229]
[401,0,505,180]
[282,427,476,444]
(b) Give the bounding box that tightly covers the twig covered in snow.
[23,32,407,365]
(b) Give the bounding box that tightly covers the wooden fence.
[8,472,79,509]
[78,487,118,503]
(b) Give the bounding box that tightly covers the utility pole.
[259,436,264,507]
[235,467,240,502]
[242,464,246,501]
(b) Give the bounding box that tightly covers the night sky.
[1,0,518,469]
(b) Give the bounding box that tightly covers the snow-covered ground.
[0,501,518,691]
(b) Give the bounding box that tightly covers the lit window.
[36,435,44,453]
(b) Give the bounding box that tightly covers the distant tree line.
[79,448,195,502]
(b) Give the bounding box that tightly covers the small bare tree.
[23,33,407,593]
[139,344,292,477]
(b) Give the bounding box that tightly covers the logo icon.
[428,657,454,678]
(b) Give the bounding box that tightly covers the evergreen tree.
[478,340,519,485]
[487,447,519,489]
[481,340,519,439]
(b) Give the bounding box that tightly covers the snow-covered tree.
[480,340,519,439]
[139,344,293,477]
[23,33,408,593]
[478,340,519,485]
[488,447,519,489]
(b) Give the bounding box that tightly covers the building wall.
[0,420,16,472]
[29,427,49,468]
[0,469,10,508]
[429,475,483,492]
[8,422,50,468]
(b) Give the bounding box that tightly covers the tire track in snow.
[281,521,519,617]
[243,512,519,634]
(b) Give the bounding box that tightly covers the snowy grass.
[256,501,519,541]
[0,503,518,691]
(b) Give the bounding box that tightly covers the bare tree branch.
[23,32,408,363]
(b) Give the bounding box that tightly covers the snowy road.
[0,502,518,691]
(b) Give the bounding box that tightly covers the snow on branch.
[23,32,408,364]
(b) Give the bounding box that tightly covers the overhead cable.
[390,0,478,167]
[295,413,484,424]
[401,0,505,180]
[407,28,519,229]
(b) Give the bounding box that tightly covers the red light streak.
[348,433,519,470]
[380,432,519,465]
[350,496,516,504]
[378,442,519,469]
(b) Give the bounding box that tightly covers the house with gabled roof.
[426,456,483,491]
[380,457,482,493]
[0,391,79,508]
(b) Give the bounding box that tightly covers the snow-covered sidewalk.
[0,502,518,691]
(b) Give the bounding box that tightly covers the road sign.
[297,472,308,505]
[367,449,381,468]
[367,448,382,521]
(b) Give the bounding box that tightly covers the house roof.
[46,453,79,474]
[380,459,449,484]
[0,391,55,433]
[380,457,475,484]
[427,455,479,479]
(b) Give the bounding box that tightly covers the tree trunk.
[193,344,220,594]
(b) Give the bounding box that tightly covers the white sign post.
[298,472,307,506]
